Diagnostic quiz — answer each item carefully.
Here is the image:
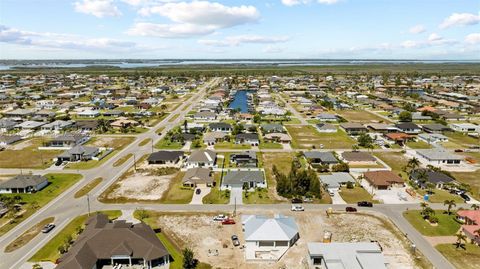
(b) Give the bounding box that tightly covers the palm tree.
[407,157,420,172]
[444,200,457,215]
[455,232,467,249]
[471,204,479,210]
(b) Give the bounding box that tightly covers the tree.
[471,204,479,210]
[407,157,420,172]
[32,264,43,269]
[399,111,412,122]
[253,114,261,123]
[357,133,373,148]
[182,248,197,269]
[454,232,467,249]
[444,200,456,215]
[137,209,150,222]
[183,120,188,133]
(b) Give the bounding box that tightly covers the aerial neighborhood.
[0,70,479,269]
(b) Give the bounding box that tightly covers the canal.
[228,90,253,113]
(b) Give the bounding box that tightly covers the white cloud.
[465,33,480,44]
[129,1,260,38]
[263,45,284,53]
[428,33,442,42]
[408,24,426,34]
[127,22,216,37]
[281,0,339,6]
[0,25,163,53]
[439,12,480,29]
[401,34,457,49]
[198,35,289,47]
[74,0,122,18]
[401,40,421,49]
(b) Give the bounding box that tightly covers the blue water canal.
[228,90,253,113]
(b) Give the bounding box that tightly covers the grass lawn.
[417,189,464,203]
[160,172,193,204]
[0,138,62,169]
[214,142,251,150]
[0,173,82,236]
[445,132,479,147]
[451,171,480,200]
[4,217,54,253]
[202,173,229,204]
[138,138,152,147]
[286,125,355,149]
[403,210,461,236]
[339,186,377,203]
[74,177,103,198]
[259,142,283,149]
[168,113,180,122]
[406,140,433,149]
[155,138,184,149]
[436,243,480,269]
[337,110,390,123]
[260,152,295,203]
[243,188,272,204]
[112,153,133,167]
[29,211,121,263]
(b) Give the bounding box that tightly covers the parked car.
[195,188,201,195]
[55,159,63,166]
[213,214,227,221]
[303,197,313,203]
[222,218,236,225]
[231,235,240,246]
[291,205,305,211]
[291,198,303,204]
[328,190,335,196]
[460,193,471,202]
[41,223,55,233]
[346,207,357,212]
[357,201,373,207]
[454,149,464,153]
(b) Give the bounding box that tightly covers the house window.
[258,241,274,247]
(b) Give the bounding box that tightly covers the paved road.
[0,78,457,269]
[276,93,309,125]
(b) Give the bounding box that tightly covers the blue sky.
[0,0,479,59]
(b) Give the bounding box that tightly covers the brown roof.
[341,151,376,162]
[182,167,213,185]
[364,171,404,187]
[57,214,169,269]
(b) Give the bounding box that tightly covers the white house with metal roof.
[307,242,387,269]
[242,214,299,261]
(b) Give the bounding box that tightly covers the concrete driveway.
[331,190,347,204]
[190,187,211,204]
[230,186,243,205]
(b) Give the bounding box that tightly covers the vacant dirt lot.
[151,210,429,269]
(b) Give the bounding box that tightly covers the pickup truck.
[213,214,227,221]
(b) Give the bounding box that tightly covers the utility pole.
[234,197,236,217]
[87,194,91,216]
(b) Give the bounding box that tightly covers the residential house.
[75,120,99,133]
[456,210,480,245]
[182,167,214,188]
[45,134,89,148]
[415,149,463,167]
[422,124,451,134]
[409,169,454,189]
[307,242,387,269]
[41,120,74,132]
[341,151,377,165]
[418,133,448,144]
[449,123,479,134]
[110,117,139,129]
[203,132,228,145]
[366,123,399,133]
[384,133,414,146]
[15,120,45,130]
[147,151,184,166]
[0,118,17,133]
[221,170,265,190]
[209,122,232,133]
[57,145,99,162]
[242,215,300,261]
[185,149,217,168]
[363,171,404,190]
[316,113,338,122]
[261,123,285,134]
[235,133,259,146]
[230,151,258,167]
[304,151,338,165]
[194,111,217,122]
[315,123,337,133]
[340,123,367,135]
[395,122,421,134]
[0,135,22,146]
[264,133,291,144]
[77,109,100,118]
[0,175,48,194]
[319,172,355,192]
[56,214,171,269]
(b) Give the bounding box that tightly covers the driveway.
[190,187,211,204]
[230,186,243,205]
[331,190,347,204]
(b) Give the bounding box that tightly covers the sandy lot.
[108,172,173,200]
[152,210,428,269]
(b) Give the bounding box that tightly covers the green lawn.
[0,173,82,236]
[417,189,464,204]
[0,138,62,169]
[4,217,54,253]
[339,186,377,204]
[29,211,121,263]
[403,210,461,236]
[259,142,283,149]
[74,177,103,198]
[160,172,193,204]
[214,142,251,150]
[260,152,295,203]
[451,171,480,200]
[445,132,479,147]
[202,173,229,204]
[155,139,184,149]
[337,110,391,123]
[406,140,433,149]
[436,243,480,269]
[286,125,355,149]
[138,138,152,147]
[112,153,133,167]
[168,113,180,122]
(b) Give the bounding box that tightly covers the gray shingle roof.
[223,170,264,185]
[0,175,47,189]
